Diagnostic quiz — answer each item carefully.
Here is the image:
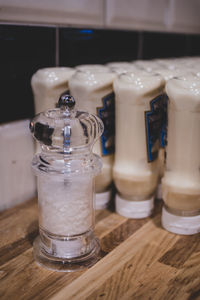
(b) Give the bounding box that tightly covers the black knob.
[58,93,75,110]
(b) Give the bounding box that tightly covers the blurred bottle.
[150,67,185,200]
[113,71,165,218]
[76,64,109,73]
[162,75,200,235]
[69,67,116,209]
[31,67,75,152]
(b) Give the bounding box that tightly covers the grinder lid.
[30,93,104,154]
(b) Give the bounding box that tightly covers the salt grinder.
[30,94,104,271]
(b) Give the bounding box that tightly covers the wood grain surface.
[0,198,199,300]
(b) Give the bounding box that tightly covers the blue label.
[160,93,168,148]
[145,94,164,162]
[97,92,115,156]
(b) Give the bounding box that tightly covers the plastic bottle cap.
[162,206,200,235]
[115,193,154,219]
[95,190,112,210]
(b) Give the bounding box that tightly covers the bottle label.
[97,92,115,156]
[145,94,164,162]
[160,93,168,148]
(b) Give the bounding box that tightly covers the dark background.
[1,24,200,124]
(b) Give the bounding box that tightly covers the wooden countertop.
[0,198,199,300]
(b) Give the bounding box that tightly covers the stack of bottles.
[31,56,200,235]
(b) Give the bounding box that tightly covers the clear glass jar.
[30,94,104,271]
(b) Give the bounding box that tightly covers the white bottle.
[69,69,116,209]
[107,61,132,68]
[107,62,139,75]
[155,58,178,70]
[151,67,186,200]
[31,67,75,113]
[31,67,75,152]
[76,64,109,73]
[0,120,36,211]
[133,60,160,72]
[162,75,200,235]
[113,71,165,218]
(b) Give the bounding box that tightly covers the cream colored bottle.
[31,67,75,152]
[113,72,165,218]
[133,60,160,72]
[151,67,185,199]
[107,61,132,69]
[69,69,116,209]
[162,76,200,234]
[107,63,139,75]
[76,64,110,73]
[0,120,36,211]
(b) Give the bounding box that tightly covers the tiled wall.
[0,24,200,125]
[0,25,55,124]
[1,0,200,34]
